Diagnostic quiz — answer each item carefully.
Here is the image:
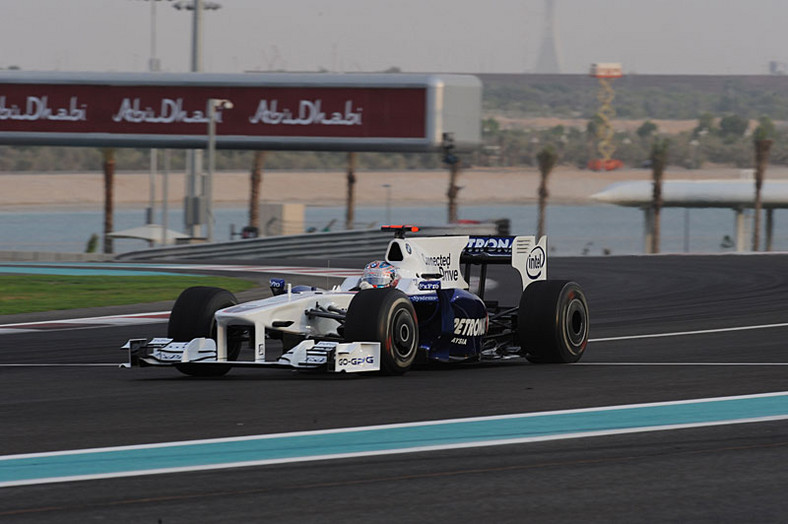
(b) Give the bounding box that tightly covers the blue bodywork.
[409,288,487,363]
[270,277,489,364]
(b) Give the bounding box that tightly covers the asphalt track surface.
[1,255,788,522]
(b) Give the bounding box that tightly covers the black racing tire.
[167,286,239,377]
[344,288,419,375]
[517,280,589,364]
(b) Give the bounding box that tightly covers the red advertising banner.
[0,84,427,139]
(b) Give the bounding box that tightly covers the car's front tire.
[344,288,418,375]
[168,286,240,377]
[517,280,589,363]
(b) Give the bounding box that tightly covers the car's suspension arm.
[305,303,347,323]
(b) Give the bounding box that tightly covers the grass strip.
[0,275,257,315]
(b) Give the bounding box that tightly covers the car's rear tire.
[344,288,418,375]
[517,280,589,363]
[167,286,239,377]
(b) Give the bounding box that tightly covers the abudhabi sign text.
[0,85,426,141]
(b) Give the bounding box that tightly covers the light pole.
[146,1,158,230]
[139,0,173,72]
[206,99,233,242]
[172,0,222,72]
[172,0,222,238]
[162,149,170,246]
[136,0,174,236]
[172,1,222,69]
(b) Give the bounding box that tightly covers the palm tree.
[102,148,115,254]
[446,159,462,223]
[650,138,669,254]
[752,123,774,251]
[536,146,558,238]
[443,133,462,223]
[345,152,357,230]
[249,150,265,233]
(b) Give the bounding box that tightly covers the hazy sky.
[1,0,786,75]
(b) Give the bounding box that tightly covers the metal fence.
[116,224,499,262]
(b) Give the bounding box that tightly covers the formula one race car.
[121,226,589,376]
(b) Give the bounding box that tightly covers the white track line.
[590,322,788,342]
[7,416,788,489]
[5,391,788,460]
[578,362,788,366]
[2,391,788,488]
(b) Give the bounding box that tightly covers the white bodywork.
[124,234,548,372]
[338,234,547,294]
[210,234,547,361]
[382,234,547,292]
[215,290,356,362]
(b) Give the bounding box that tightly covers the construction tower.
[589,62,623,171]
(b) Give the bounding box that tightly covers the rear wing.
[382,227,547,295]
[461,235,548,293]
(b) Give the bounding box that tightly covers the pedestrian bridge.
[591,179,788,252]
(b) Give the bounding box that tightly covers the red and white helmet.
[361,260,399,288]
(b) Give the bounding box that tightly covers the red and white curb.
[117,264,363,279]
[224,265,362,278]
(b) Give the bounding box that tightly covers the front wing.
[121,337,381,373]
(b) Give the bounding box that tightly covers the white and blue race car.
[122,226,589,376]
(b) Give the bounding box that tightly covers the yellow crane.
[589,63,623,171]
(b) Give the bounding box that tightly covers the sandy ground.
[1,165,784,211]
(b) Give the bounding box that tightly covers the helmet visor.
[362,268,392,287]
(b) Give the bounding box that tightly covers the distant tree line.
[482,75,788,120]
[0,146,444,173]
[2,77,788,172]
[1,114,784,172]
[477,114,787,170]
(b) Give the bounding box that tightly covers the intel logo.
[526,246,546,279]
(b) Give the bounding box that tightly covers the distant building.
[533,0,562,74]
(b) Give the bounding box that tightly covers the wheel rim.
[391,308,416,361]
[564,297,587,354]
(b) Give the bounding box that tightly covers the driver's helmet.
[361,260,399,288]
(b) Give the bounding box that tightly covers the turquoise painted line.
[2,392,788,487]
[0,266,199,277]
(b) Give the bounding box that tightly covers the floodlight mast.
[171,1,222,72]
[135,0,176,239]
[206,99,233,243]
[172,0,223,239]
[590,63,623,169]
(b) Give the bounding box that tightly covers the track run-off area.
[1,255,787,522]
